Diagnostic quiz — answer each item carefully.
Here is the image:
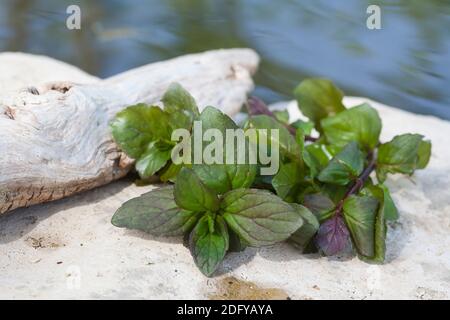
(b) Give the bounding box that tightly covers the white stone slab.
[0,95,448,299]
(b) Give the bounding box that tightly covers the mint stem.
[335,150,377,215]
[246,97,318,142]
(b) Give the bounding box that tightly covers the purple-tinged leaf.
[246,97,275,117]
[247,97,302,137]
[315,215,349,256]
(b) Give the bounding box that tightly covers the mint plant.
[111,95,305,276]
[110,79,431,276]
[110,83,199,181]
[248,78,431,261]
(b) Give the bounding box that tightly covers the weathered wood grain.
[0,49,259,214]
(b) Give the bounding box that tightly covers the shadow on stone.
[215,248,258,276]
[0,178,133,244]
[122,229,183,245]
[384,215,413,263]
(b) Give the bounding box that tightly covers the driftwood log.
[0,49,259,215]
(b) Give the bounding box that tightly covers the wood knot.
[49,82,73,93]
[118,152,134,170]
[37,81,75,95]
[0,190,8,202]
[3,106,16,120]
[27,86,40,95]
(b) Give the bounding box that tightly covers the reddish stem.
[246,96,318,142]
[335,151,377,215]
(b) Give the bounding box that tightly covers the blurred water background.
[0,0,449,119]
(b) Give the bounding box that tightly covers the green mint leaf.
[303,143,339,178]
[191,106,238,163]
[321,184,348,205]
[376,134,431,182]
[111,186,199,236]
[321,103,382,151]
[189,215,229,277]
[111,84,200,181]
[190,106,256,194]
[417,140,432,169]
[221,189,303,247]
[303,192,335,222]
[162,83,199,116]
[289,203,319,252]
[246,115,300,161]
[162,83,199,130]
[174,168,219,212]
[110,104,171,159]
[197,106,238,132]
[342,195,379,258]
[159,162,182,182]
[272,162,303,200]
[291,119,315,135]
[192,164,256,195]
[168,110,194,132]
[378,185,398,221]
[358,185,390,262]
[318,142,365,185]
[273,110,290,124]
[294,78,346,128]
[361,184,398,221]
[295,127,305,154]
[135,141,172,178]
[371,200,387,264]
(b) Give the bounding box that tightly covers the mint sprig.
[110,79,432,276]
[110,83,199,181]
[112,169,305,276]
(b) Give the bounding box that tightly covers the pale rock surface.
[0,94,448,299]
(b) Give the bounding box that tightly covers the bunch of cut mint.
[110,79,431,276]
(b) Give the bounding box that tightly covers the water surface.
[1,0,449,119]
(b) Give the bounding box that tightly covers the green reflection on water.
[1,0,449,118]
